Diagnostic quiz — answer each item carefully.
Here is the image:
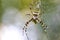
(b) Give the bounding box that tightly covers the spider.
[23,0,47,34]
[22,0,48,40]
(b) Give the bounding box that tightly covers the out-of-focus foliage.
[41,0,56,14]
[0,0,3,23]
[2,0,39,10]
[41,0,60,40]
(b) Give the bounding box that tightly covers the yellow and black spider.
[22,0,48,40]
[23,0,47,32]
[22,1,48,40]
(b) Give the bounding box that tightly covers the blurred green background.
[0,0,60,40]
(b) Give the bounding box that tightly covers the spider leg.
[25,18,33,26]
[23,18,33,32]
[22,18,33,40]
[36,18,47,32]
